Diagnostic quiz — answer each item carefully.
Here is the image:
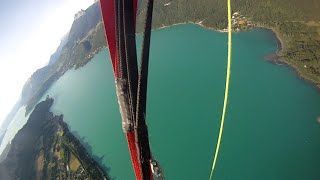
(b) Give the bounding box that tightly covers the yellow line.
[209,0,232,179]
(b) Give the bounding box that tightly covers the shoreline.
[154,22,320,90]
[43,21,320,97]
[263,26,284,52]
[258,26,320,89]
[154,21,229,33]
[261,26,320,89]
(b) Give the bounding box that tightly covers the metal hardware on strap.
[150,157,164,180]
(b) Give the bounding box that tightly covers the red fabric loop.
[126,132,142,180]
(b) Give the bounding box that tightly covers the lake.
[10,24,320,179]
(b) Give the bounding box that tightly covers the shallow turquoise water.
[44,24,320,179]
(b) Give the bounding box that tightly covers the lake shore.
[159,22,320,90]
[262,26,320,89]
[154,21,228,33]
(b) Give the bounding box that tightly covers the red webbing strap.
[127,131,142,180]
[100,0,118,78]
[100,1,146,180]
[100,0,137,78]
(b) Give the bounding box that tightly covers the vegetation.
[234,0,320,85]
[0,97,110,180]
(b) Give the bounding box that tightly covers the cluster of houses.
[231,12,254,31]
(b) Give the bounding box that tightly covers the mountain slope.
[21,2,106,114]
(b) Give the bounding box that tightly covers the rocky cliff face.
[67,3,102,48]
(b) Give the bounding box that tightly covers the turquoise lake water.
[41,24,320,179]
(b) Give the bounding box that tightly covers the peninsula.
[0,97,110,180]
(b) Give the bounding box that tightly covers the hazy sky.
[0,0,94,126]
